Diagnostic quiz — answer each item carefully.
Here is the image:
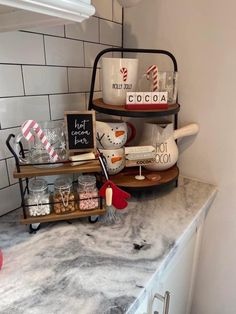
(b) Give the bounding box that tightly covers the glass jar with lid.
[77,175,99,210]
[53,176,76,214]
[27,178,50,216]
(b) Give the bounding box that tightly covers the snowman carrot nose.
[115,130,125,137]
[111,156,122,163]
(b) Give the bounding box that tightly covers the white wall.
[124,0,236,313]
[0,0,122,216]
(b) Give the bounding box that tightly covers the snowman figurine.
[100,148,125,175]
[96,120,135,149]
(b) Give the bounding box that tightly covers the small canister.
[53,177,76,214]
[27,178,50,216]
[78,175,99,210]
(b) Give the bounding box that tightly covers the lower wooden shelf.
[20,207,106,224]
[110,165,179,190]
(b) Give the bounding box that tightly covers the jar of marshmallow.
[27,178,50,216]
[78,175,99,211]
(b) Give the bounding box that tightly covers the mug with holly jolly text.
[96,120,136,149]
[102,57,139,106]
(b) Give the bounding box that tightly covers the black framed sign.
[64,111,96,153]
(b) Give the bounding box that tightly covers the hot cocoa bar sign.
[64,111,96,153]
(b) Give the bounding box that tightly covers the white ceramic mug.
[96,119,136,149]
[100,148,125,175]
[102,57,139,106]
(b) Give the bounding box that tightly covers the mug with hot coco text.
[102,57,139,106]
[96,119,136,149]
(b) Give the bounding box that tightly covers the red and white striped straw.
[146,65,159,91]
[21,120,59,162]
[120,67,128,82]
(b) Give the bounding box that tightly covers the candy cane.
[120,67,128,82]
[146,65,159,91]
[21,120,59,162]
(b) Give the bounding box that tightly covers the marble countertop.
[0,176,217,314]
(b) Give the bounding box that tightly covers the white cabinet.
[0,0,95,32]
[135,224,203,314]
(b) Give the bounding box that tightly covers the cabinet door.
[134,296,149,314]
[150,229,199,314]
[162,231,197,314]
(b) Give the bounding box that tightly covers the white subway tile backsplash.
[50,93,86,120]
[100,20,122,46]
[22,25,65,37]
[23,66,68,95]
[68,68,100,93]
[0,184,21,216]
[0,65,24,97]
[85,91,102,107]
[92,0,112,20]
[0,96,50,128]
[0,32,45,65]
[6,158,17,185]
[0,13,122,216]
[44,36,84,66]
[65,17,99,42]
[0,160,9,189]
[84,43,112,67]
[113,0,123,23]
[112,51,122,58]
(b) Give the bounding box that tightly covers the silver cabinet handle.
[153,291,170,314]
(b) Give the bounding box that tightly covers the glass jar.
[15,120,67,166]
[53,177,76,214]
[77,175,99,211]
[27,178,50,216]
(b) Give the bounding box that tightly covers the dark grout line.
[0,91,90,101]
[20,65,26,96]
[43,35,47,65]
[48,95,52,120]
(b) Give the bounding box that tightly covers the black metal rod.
[19,178,27,219]
[6,134,21,172]
[88,47,178,110]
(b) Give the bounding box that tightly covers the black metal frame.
[88,47,179,187]
[6,134,109,225]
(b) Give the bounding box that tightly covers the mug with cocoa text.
[96,119,136,149]
[102,57,139,106]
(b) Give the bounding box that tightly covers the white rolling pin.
[69,152,95,166]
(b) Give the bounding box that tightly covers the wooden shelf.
[92,98,180,118]
[13,160,101,179]
[20,207,106,225]
[110,166,179,190]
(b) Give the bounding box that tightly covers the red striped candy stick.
[21,120,59,162]
[146,65,159,91]
[120,67,128,82]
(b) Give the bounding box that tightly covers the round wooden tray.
[110,165,179,190]
[92,98,180,118]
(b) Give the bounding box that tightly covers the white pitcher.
[139,121,199,171]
